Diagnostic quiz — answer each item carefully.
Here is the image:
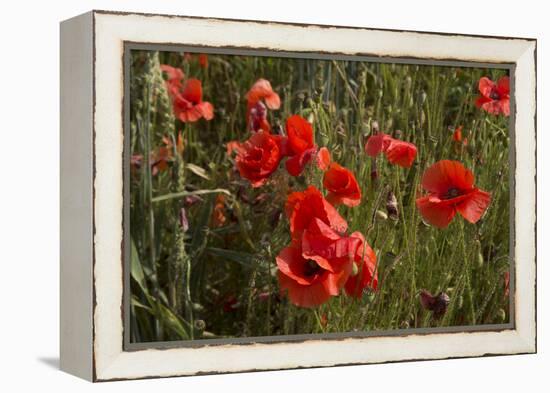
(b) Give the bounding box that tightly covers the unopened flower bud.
[194,319,206,331]
[419,290,450,319]
[386,191,399,221]
[376,210,388,221]
[371,121,380,134]
[477,251,484,268]
[351,262,359,276]
[497,308,507,323]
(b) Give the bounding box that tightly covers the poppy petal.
[246,79,281,110]
[499,98,511,116]
[365,133,392,157]
[317,147,331,171]
[456,189,491,224]
[301,218,359,272]
[475,95,492,108]
[478,77,496,97]
[344,231,378,297]
[278,272,331,308]
[285,148,316,177]
[496,76,510,95]
[385,140,417,168]
[160,64,184,84]
[286,186,348,238]
[421,160,475,195]
[181,78,203,104]
[323,265,352,296]
[195,101,214,120]
[264,92,281,110]
[286,115,314,155]
[416,196,457,228]
[276,246,316,286]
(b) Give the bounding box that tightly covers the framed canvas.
[60,10,537,382]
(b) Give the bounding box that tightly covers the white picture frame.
[60,10,536,381]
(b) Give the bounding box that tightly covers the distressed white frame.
[60,10,536,381]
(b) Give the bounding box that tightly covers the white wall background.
[0,0,545,390]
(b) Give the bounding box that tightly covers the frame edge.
[60,11,95,382]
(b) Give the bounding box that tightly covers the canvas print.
[127,49,512,344]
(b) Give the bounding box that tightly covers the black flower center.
[444,187,461,199]
[489,90,501,100]
[304,259,322,277]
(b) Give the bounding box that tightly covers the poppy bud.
[194,319,206,331]
[371,121,380,134]
[351,262,359,276]
[457,295,464,309]
[386,191,399,221]
[477,251,484,268]
[420,91,427,105]
[376,210,388,221]
[179,207,189,232]
[419,290,450,319]
[497,308,506,323]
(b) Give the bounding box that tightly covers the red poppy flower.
[316,147,331,171]
[276,244,351,308]
[285,185,347,241]
[452,126,468,147]
[323,163,362,207]
[235,130,283,187]
[161,65,214,123]
[198,54,208,68]
[344,231,378,298]
[365,133,417,168]
[246,78,281,113]
[453,126,463,143]
[475,76,510,116]
[385,140,417,168]
[131,134,179,176]
[285,115,318,176]
[416,160,491,228]
[169,78,214,122]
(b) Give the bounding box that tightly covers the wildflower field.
[128,49,511,343]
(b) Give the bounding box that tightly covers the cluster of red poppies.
[155,64,506,309]
[225,79,380,307]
